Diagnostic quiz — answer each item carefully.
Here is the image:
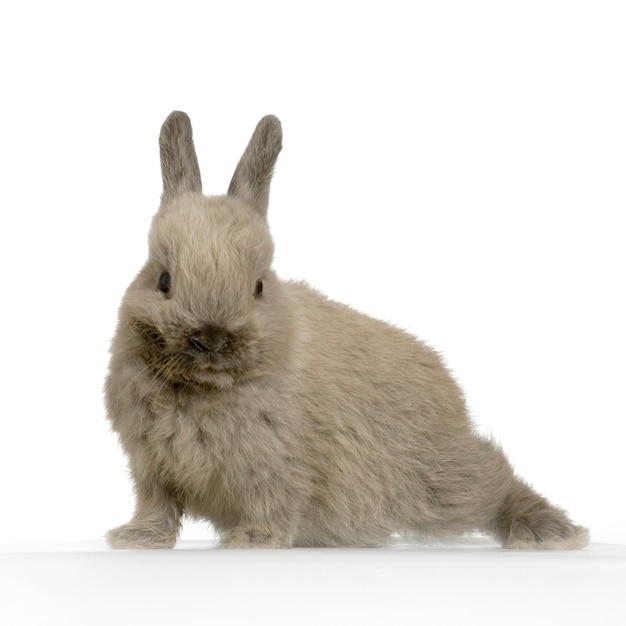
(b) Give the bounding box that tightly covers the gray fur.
[105,112,589,550]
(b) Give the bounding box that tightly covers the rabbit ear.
[227,115,282,217]
[159,111,202,207]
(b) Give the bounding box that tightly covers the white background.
[0,0,624,552]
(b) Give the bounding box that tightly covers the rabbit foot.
[495,482,590,550]
[106,523,177,549]
[219,527,291,549]
[504,518,590,550]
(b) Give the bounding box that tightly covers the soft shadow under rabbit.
[105,112,588,550]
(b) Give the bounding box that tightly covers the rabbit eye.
[158,272,171,294]
[254,279,263,298]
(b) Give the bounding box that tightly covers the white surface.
[0,1,624,550]
[1,541,624,626]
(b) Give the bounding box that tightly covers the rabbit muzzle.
[131,318,255,389]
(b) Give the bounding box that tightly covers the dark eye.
[158,272,171,294]
[254,279,263,298]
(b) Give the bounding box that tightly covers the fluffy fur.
[105,111,589,550]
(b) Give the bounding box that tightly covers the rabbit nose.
[189,325,231,354]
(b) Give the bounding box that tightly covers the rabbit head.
[117,112,288,390]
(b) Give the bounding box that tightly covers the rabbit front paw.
[220,527,291,549]
[106,523,177,549]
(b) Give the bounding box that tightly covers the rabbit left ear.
[159,111,202,207]
[228,115,282,218]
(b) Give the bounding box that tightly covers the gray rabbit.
[105,112,589,549]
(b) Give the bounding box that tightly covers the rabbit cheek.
[130,320,171,371]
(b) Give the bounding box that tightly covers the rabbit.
[105,111,589,550]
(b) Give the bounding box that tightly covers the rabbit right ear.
[227,115,282,218]
[159,111,202,207]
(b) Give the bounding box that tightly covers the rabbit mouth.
[183,363,236,388]
[174,357,239,388]
[188,354,231,376]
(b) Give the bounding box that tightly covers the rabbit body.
[106,112,589,550]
